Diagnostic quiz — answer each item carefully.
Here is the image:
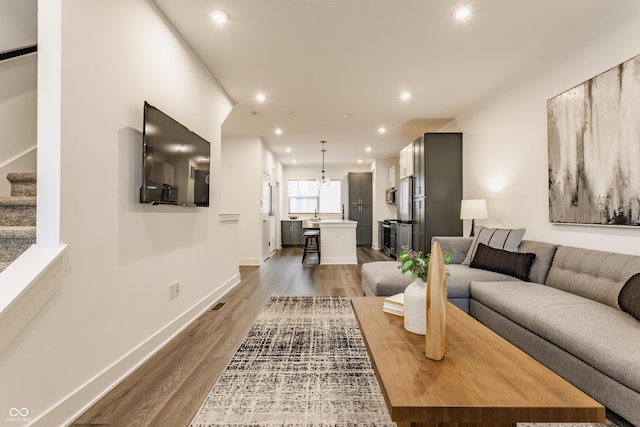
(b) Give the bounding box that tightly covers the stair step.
[0,196,37,207]
[7,172,37,197]
[0,226,36,263]
[0,196,36,226]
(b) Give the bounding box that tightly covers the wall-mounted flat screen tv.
[140,102,210,207]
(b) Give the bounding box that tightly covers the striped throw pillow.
[462,226,526,266]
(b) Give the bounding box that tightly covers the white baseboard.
[239,257,263,266]
[32,273,241,427]
[320,257,358,265]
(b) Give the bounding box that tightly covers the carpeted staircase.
[0,173,36,273]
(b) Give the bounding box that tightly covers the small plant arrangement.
[398,246,452,282]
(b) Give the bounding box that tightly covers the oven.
[382,220,397,258]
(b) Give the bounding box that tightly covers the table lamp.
[460,199,488,237]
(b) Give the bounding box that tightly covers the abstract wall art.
[548,53,640,226]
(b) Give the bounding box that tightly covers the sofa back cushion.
[432,236,473,265]
[518,240,558,284]
[462,226,526,265]
[546,246,640,309]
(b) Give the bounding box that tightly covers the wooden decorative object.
[425,240,447,360]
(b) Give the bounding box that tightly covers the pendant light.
[317,140,330,188]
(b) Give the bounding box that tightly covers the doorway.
[262,172,271,262]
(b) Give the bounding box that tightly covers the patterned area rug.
[190,296,395,427]
[191,296,630,427]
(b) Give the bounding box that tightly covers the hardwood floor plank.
[71,247,393,427]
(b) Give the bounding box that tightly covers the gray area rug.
[190,296,395,426]
[191,296,630,427]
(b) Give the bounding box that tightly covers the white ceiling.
[4,0,634,167]
[154,0,637,166]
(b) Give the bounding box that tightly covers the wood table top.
[351,297,605,427]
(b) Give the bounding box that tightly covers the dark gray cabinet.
[348,172,373,205]
[281,220,303,246]
[412,133,463,255]
[348,172,373,247]
[349,205,372,247]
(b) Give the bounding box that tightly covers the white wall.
[282,163,371,220]
[450,4,640,254]
[221,136,282,265]
[281,162,378,250]
[0,0,37,53]
[0,54,37,195]
[0,1,237,426]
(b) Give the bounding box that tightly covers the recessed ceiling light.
[454,6,472,20]
[286,148,291,153]
[358,159,363,164]
[378,127,386,134]
[292,159,297,164]
[343,113,353,118]
[275,128,283,135]
[400,91,411,101]
[255,93,266,102]
[365,147,372,152]
[210,9,230,24]
[249,111,258,116]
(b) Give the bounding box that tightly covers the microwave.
[385,188,396,204]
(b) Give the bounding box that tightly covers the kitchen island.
[318,220,357,265]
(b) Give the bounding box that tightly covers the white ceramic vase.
[404,277,427,335]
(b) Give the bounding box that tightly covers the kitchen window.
[288,179,341,214]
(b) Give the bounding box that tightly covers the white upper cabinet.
[388,164,397,188]
[399,143,413,179]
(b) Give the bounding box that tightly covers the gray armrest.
[431,236,473,264]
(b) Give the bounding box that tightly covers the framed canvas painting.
[548,53,640,226]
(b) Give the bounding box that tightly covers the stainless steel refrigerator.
[395,176,413,254]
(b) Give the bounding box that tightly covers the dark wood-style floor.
[71,247,392,427]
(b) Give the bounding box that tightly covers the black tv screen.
[140,102,210,207]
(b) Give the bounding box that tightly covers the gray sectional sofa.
[361,235,640,425]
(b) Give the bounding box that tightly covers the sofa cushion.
[518,240,558,284]
[361,262,514,303]
[470,280,640,394]
[446,264,522,298]
[619,273,640,321]
[545,246,640,309]
[462,226,526,265]
[470,243,535,281]
[432,236,473,265]
[361,261,412,296]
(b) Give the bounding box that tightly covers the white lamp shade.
[460,199,488,220]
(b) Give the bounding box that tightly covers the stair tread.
[0,226,36,238]
[7,172,37,183]
[0,196,37,206]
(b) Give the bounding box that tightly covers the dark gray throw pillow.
[470,243,536,281]
[619,273,640,321]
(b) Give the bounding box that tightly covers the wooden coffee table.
[351,297,605,427]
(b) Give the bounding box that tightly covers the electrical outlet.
[169,281,180,300]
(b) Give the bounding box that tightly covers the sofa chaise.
[360,230,640,425]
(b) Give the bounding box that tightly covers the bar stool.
[302,230,320,265]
